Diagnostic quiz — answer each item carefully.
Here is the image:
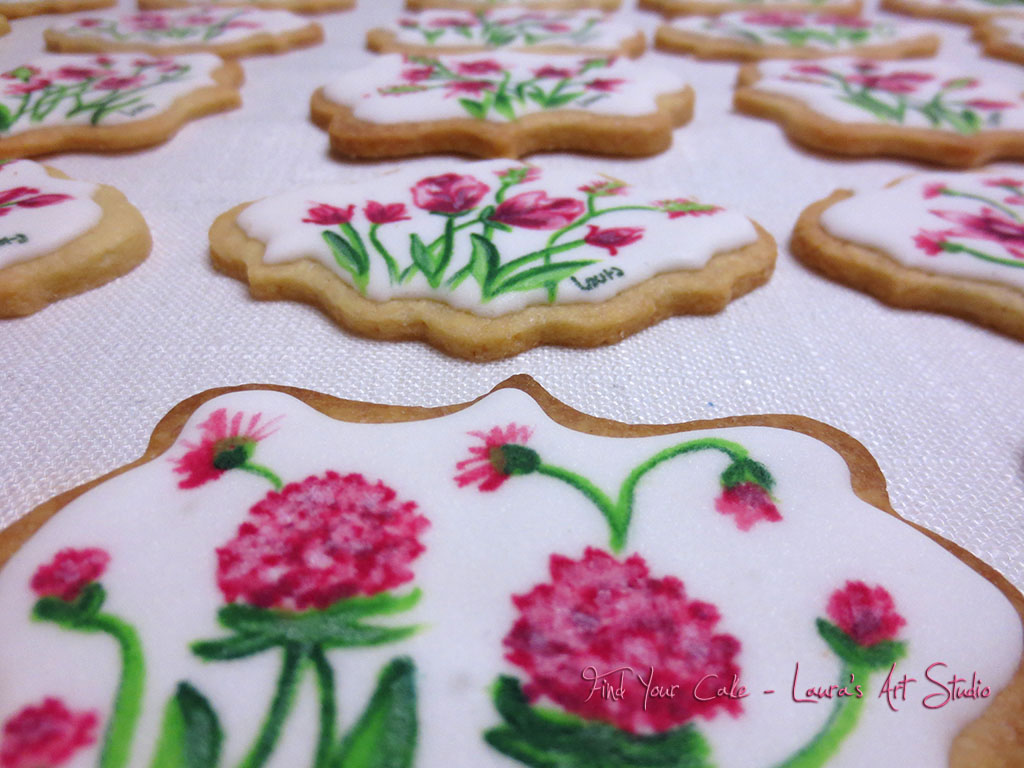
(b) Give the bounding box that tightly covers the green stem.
[239,462,283,490]
[773,664,869,768]
[940,189,1020,221]
[236,643,307,768]
[538,437,749,552]
[310,646,336,768]
[942,242,1024,269]
[87,614,146,768]
[368,224,400,283]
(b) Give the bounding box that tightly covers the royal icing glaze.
[0,387,1019,768]
[0,160,101,269]
[751,59,1024,133]
[897,0,1024,11]
[320,53,685,123]
[821,172,1024,290]
[0,53,222,136]
[235,159,757,315]
[669,12,911,50]
[661,0,854,7]
[388,10,636,49]
[51,8,311,45]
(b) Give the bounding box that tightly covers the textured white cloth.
[0,0,1021,595]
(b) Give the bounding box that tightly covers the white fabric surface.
[0,0,1022,596]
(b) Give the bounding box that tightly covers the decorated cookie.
[0,160,151,318]
[367,10,645,57]
[792,172,1024,339]
[734,59,1024,167]
[0,0,111,20]
[209,160,774,359]
[0,53,242,159]
[655,12,939,60]
[137,0,352,15]
[973,15,1024,65]
[1,378,1022,768]
[638,0,861,20]
[310,53,693,159]
[405,0,621,13]
[44,9,323,58]
[881,0,1024,24]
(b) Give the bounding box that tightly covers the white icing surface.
[51,8,312,44]
[235,159,758,316]
[0,53,223,136]
[672,0,853,6]
[389,10,637,49]
[821,172,1024,290]
[0,387,1019,768]
[668,12,911,49]
[904,0,1024,9]
[752,58,1024,130]
[0,160,102,269]
[320,52,685,122]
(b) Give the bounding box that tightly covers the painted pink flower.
[172,408,281,489]
[533,66,574,79]
[455,59,502,76]
[505,548,743,734]
[932,207,1024,247]
[454,423,534,492]
[584,225,643,255]
[656,198,723,218]
[579,179,625,196]
[0,699,98,768]
[402,65,435,82]
[541,22,571,32]
[30,548,109,602]
[398,17,418,27]
[303,203,355,226]
[184,13,217,24]
[216,471,429,610]
[225,19,260,28]
[1004,196,1024,206]
[490,191,584,230]
[76,17,102,26]
[714,483,781,531]
[125,13,169,30]
[983,177,1024,188]
[411,173,488,213]
[913,228,951,255]
[585,78,624,92]
[792,63,830,76]
[964,99,1015,110]
[364,201,409,224]
[444,79,493,98]
[5,79,50,96]
[95,75,144,91]
[847,70,933,94]
[93,56,115,67]
[742,11,805,25]
[815,13,871,26]
[827,581,905,646]
[0,187,71,215]
[51,66,102,80]
[922,182,948,199]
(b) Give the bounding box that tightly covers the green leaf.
[333,657,418,768]
[493,90,516,120]
[493,260,596,296]
[150,683,223,768]
[191,633,278,661]
[543,92,583,109]
[32,583,106,627]
[409,233,435,277]
[455,24,473,38]
[459,98,487,120]
[0,103,12,132]
[469,233,500,293]
[816,619,907,670]
[218,590,422,632]
[322,230,364,278]
[486,677,712,768]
